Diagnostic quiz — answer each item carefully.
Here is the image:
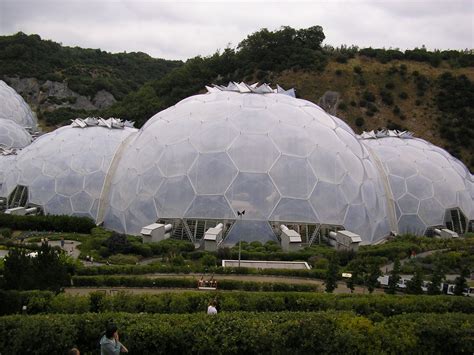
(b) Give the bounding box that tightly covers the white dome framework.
[0,80,38,130]
[1,83,472,245]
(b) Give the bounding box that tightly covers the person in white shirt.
[207,300,217,315]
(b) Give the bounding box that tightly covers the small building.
[329,230,362,251]
[140,223,172,243]
[203,223,223,252]
[434,228,459,239]
[4,206,27,215]
[280,225,302,252]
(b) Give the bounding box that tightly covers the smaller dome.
[0,119,32,149]
[0,80,38,130]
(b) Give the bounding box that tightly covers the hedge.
[0,311,472,354]
[0,214,95,233]
[2,290,473,316]
[76,264,329,279]
[71,275,319,292]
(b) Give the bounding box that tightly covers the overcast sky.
[1,0,473,60]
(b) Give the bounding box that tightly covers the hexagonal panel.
[189,152,237,194]
[71,153,103,175]
[270,155,316,199]
[158,140,197,177]
[270,122,314,157]
[29,176,56,205]
[268,103,312,127]
[185,195,235,219]
[386,159,417,178]
[388,174,407,200]
[309,181,348,225]
[340,175,362,204]
[45,195,73,215]
[126,194,159,235]
[84,171,106,199]
[190,120,238,152]
[228,133,279,173]
[269,198,318,223]
[137,166,164,195]
[308,147,346,184]
[418,198,444,226]
[398,214,426,235]
[301,106,336,129]
[55,171,84,197]
[344,204,368,231]
[70,191,94,213]
[154,176,195,218]
[230,108,277,134]
[406,175,434,200]
[226,172,280,220]
[397,193,420,214]
[224,220,278,244]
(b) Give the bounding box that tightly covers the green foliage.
[325,256,339,293]
[436,72,474,154]
[387,258,401,294]
[108,254,139,265]
[2,290,474,316]
[71,275,318,292]
[0,213,95,233]
[4,244,71,291]
[355,116,365,127]
[0,311,472,354]
[427,264,445,295]
[454,267,470,296]
[406,267,424,295]
[0,32,182,99]
[0,228,12,239]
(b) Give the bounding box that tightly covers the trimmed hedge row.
[71,275,319,292]
[0,311,472,354]
[2,290,473,316]
[0,214,95,233]
[77,264,329,279]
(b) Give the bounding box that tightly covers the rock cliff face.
[4,77,116,112]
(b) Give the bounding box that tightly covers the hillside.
[1,28,472,170]
[0,32,182,128]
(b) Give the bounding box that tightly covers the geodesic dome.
[2,120,136,220]
[0,119,32,149]
[0,80,37,130]
[360,131,474,235]
[103,84,390,243]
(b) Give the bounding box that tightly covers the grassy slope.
[276,57,474,169]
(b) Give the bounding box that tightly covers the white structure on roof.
[141,223,172,243]
[280,224,302,252]
[203,223,224,251]
[329,230,362,251]
[0,80,37,130]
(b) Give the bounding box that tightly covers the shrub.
[362,90,375,102]
[108,254,139,265]
[353,65,362,74]
[399,91,408,99]
[355,117,365,127]
[0,214,95,233]
[0,312,472,354]
[385,82,395,90]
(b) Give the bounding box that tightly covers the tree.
[453,267,469,296]
[427,263,445,295]
[366,263,381,293]
[325,255,339,293]
[387,258,401,294]
[406,267,424,294]
[3,248,34,290]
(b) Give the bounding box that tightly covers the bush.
[353,65,362,74]
[399,91,408,99]
[362,90,376,102]
[355,117,365,127]
[0,311,472,354]
[108,254,139,265]
[0,214,95,233]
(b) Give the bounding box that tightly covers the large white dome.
[361,134,474,234]
[1,83,472,244]
[3,122,136,220]
[103,87,390,243]
[0,119,32,149]
[0,80,37,130]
